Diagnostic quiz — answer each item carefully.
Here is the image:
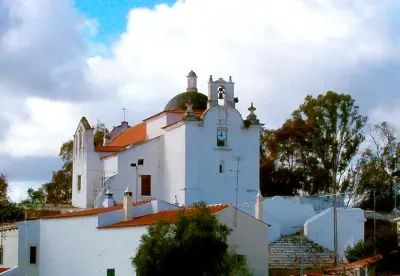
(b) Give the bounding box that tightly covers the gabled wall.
[184,105,261,206]
[72,121,104,208]
[217,207,269,276]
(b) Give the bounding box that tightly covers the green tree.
[0,173,9,205]
[93,120,110,147]
[0,174,24,222]
[292,91,368,194]
[21,187,45,206]
[345,240,365,263]
[132,202,251,276]
[260,91,367,196]
[344,122,400,211]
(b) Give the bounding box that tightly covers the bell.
[218,92,224,99]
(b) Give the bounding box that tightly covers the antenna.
[230,156,241,227]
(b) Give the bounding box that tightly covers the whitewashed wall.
[103,155,118,179]
[146,115,167,139]
[184,105,261,206]
[72,123,105,208]
[217,207,269,276]
[0,229,18,270]
[304,207,365,257]
[96,137,163,206]
[16,220,40,276]
[163,123,186,205]
[20,201,178,276]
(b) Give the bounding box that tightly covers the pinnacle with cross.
[122,107,127,122]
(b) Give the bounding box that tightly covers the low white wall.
[0,267,19,276]
[304,207,365,257]
[0,228,18,269]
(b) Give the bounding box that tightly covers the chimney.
[255,189,264,221]
[123,184,133,221]
[103,188,115,207]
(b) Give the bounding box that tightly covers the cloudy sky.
[1,0,400,202]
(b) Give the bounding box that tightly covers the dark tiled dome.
[164,91,207,111]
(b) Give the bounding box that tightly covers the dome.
[164,91,207,111]
[187,70,197,77]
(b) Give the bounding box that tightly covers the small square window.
[107,268,115,276]
[30,246,37,264]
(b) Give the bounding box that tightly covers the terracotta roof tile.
[341,255,383,269]
[0,268,10,273]
[95,146,125,152]
[41,199,154,219]
[99,203,230,229]
[107,122,147,147]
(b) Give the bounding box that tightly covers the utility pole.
[230,156,240,227]
[373,189,376,255]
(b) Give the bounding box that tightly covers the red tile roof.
[41,199,154,219]
[0,268,10,273]
[99,203,230,229]
[107,122,147,147]
[341,255,383,269]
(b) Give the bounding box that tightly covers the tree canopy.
[260,91,368,197]
[132,202,251,276]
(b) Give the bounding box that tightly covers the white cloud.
[0,98,81,156]
[2,0,400,160]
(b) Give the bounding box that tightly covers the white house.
[16,192,269,276]
[0,223,18,275]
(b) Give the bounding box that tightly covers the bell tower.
[207,75,236,108]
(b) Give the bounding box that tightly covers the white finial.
[124,183,132,194]
[174,195,179,206]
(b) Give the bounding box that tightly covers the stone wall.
[269,235,334,270]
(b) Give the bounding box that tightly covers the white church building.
[72,71,262,209]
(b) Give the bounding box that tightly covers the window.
[77,175,82,191]
[0,246,3,265]
[29,246,37,264]
[141,175,151,196]
[107,268,115,276]
[219,160,225,174]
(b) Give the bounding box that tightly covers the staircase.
[269,234,334,270]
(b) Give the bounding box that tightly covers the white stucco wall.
[103,155,118,179]
[304,207,365,257]
[17,200,178,276]
[0,229,18,269]
[163,123,186,205]
[72,123,105,208]
[184,105,261,206]
[217,207,269,276]
[146,115,167,139]
[96,137,163,206]
[16,220,40,276]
